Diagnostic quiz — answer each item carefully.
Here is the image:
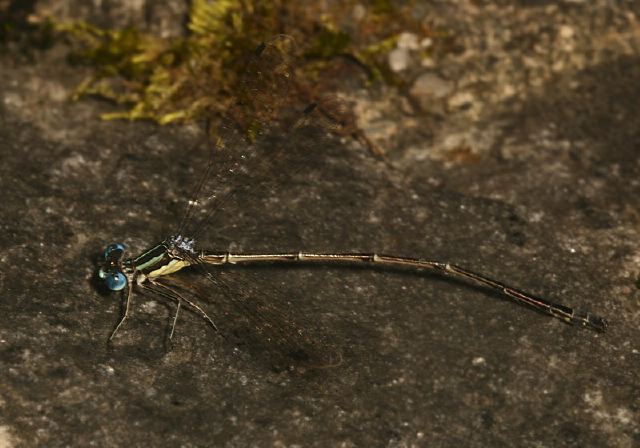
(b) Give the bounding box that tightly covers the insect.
[98,36,606,367]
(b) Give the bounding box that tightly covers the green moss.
[56,0,434,150]
[58,0,288,125]
[306,27,351,59]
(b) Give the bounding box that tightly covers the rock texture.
[1,1,639,447]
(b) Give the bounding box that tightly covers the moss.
[306,27,352,60]
[54,0,433,152]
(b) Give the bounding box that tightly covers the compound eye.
[104,271,127,291]
[104,242,126,259]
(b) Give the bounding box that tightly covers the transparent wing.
[175,35,358,243]
[156,260,342,371]
[163,37,350,367]
[176,35,303,242]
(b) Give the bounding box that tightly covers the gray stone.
[1,1,639,447]
[411,73,453,100]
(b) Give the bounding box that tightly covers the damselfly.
[97,37,606,367]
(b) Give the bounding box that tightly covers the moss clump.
[56,0,432,153]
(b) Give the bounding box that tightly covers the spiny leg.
[145,279,219,336]
[136,282,183,342]
[109,273,135,341]
[170,300,182,340]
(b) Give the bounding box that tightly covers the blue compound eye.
[104,242,126,259]
[105,272,127,291]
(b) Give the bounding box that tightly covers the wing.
[163,37,352,369]
[174,35,355,245]
[175,35,302,242]
[156,256,342,371]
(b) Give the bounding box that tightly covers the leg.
[169,299,181,340]
[109,273,135,341]
[145,279,219,334]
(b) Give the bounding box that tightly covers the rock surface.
[1,1,639,447]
